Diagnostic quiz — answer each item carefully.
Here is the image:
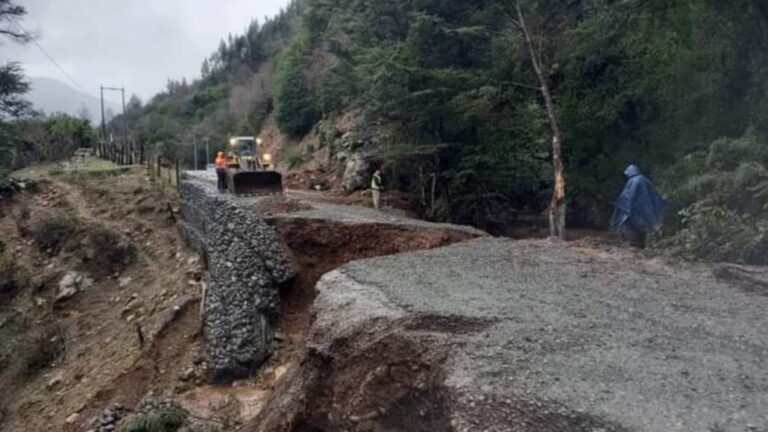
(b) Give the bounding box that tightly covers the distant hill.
[24,77,120,122]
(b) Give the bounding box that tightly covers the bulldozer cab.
[228,137,258,169]
[225,136,283,195]
[233,138,255,157]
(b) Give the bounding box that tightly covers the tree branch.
[0,1,30,43]
[0,27,29,42]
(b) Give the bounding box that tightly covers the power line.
[11,18,88,93]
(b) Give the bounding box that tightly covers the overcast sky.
[3,0,291,102]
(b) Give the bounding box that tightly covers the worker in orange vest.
[215,152,228,192]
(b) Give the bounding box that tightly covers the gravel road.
[314,238,768,431]
[185,170,485,236]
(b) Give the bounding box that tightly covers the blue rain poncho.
[611,165,666,233]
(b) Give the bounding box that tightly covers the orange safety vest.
[215,155,228,169]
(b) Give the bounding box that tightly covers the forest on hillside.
[4,0,768,263]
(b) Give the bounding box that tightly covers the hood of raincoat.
[624,164,642,178]
[611,165,666,232]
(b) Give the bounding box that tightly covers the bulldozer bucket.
[226,170,284,196]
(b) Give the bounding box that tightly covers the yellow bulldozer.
[224,136,283,195]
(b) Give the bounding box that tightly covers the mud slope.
[0,165,207,432]
[250,238,768,432]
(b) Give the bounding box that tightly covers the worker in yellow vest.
[371,169,383,210]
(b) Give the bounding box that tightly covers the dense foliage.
[273,38,319,136]
[2,114,96,176]
[0,0,31,184]
[125,0,768,262]
[295,0,768,229]
[658,133,768,263]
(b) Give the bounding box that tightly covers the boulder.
[55,271,93,303]
[342,154,371,192]
[56,271,81,302]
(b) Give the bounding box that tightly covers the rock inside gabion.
[179,180,297,382]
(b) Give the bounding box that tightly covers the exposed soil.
[294,328,453,432]
[0,163,208,431]
[269,217,479,360]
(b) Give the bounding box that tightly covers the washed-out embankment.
[180,179,768,432]
[178,179,483,429]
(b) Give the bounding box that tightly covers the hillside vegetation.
[119,0,768,262]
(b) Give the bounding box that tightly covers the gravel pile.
[180,180,297,382]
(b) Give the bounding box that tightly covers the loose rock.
[56,271,84,302]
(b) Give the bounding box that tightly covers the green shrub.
[0,167,11,189]
[23,324,66,375]
[705,135,767,172]
[77,226,136,275]
[122,405,187,432]
[0,254,22,298]
[660,134,768,263]
[659,203,768,264]
[318,123,341,148]
[28,213,136,273]
[283,145,307,169]
[0,354,9,374]
[30,213,81,255]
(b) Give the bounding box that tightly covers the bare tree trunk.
[516,0,566,240]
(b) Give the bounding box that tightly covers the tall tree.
[511,0,566,240]
[0,63,30,118]
[0,0,31,119]
[274,39,319,135]
[0,0,31,184]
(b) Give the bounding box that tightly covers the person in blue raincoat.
[611,164,666,249]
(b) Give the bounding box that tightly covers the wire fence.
[146,152,181,193]
[95,139,145,166]
[92,138,185,196]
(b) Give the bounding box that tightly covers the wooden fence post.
[175,159,180,190]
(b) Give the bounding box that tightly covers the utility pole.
[193,135,198,170]
[204,137,210,167]
[102,86,129,165]
[121,88,128,164]
[203,137,211,169]
[100,86,106,158]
